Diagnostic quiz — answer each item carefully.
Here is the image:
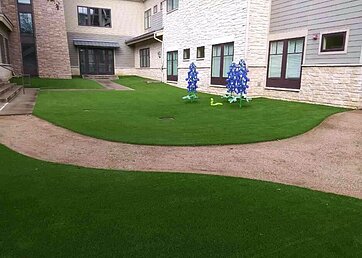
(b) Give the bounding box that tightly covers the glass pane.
[101,9,111,27]
[270,42,277,54]
[224,44,234,56]
[167,60,172,75]
[212,57,221,77]
[286,53,302,79]
[212,45,221,57]
[18,0,31,4]
[288,40,296,53]
[323,33,345,51]
[277,41,284,54]
[223,56,233,77]
[19,13,33,34]
[295,39,303,53]
[173,60,178,75]
[268,55,282,78]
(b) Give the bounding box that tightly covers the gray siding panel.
[270,0,362,64]
[67,32,135,68]
[145,12,163,33]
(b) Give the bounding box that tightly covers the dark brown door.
[167,51,178,81]
[21,43,38,76]
[211,42,234,85]
[266,37,305,89]
[79,48,114,75]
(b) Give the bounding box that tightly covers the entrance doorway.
[79,48,115,75]
[167,51,178,81]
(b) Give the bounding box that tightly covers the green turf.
[11,76,103,89]
[0,144,361,257]
[33,76,346,146]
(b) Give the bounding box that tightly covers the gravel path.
[0,111,361,198]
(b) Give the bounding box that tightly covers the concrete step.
[0,86,23,103]
[0,83,16,96]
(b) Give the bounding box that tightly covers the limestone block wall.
[163,0,248,88]
[33,0,72,78]
[262,66,362,108]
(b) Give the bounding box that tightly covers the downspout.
[153,32,164,82]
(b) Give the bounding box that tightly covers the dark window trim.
[140,48,150,68]
[266,37,305,90]
[197,46,205,59]
[211,42,234,85]
[183,48,190,60]
[167,50,178,81]
[320,31,347,53]
[77,6,112,28]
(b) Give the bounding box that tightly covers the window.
[167,0,179,12]
[17,0,31,4]
[197,46,205,59]
[19,13,33,34]
[144,9,151,29]
[267,37,305,90]
[183,48,190,60]
[5,38,10,64]
[211,42,234,85]
[160,1,163,11]
[153,5,158,14]
[167,51,178,81]
[140,48,150,67]
[0,35,5,64]
[77,6,111,27]
[320,31,347,52]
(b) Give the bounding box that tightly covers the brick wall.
[1,0,22,75]
[33,0,71,79]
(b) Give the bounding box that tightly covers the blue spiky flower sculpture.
[222,59,251,107]
[182,62,199,102]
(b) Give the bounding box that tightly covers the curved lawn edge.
[32,76,348,146]
[33,109,347,147]
[1,142,361,201]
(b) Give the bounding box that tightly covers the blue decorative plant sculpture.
[182,62,199,102]
[222,59,251,107]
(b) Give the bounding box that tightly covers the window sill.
[167,8,178,15]
[318,50,347,55]
[183,59,190,62]
[196,58,205,61]
[265,86,300,92]
[210,84,226,88]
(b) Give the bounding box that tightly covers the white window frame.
[144,9,151,29]
[318,29,349,55]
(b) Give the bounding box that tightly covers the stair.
[82,75,119,80]
[0,81,24,103]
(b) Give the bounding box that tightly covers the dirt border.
[0,110,361,199]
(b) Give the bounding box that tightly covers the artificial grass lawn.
[0,144,361,257]
[11,76,103,90]
[34,76,346,146]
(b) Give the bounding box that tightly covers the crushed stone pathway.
[0,111,361,199]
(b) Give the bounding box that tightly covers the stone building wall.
[1,0,22,75]
[33,0,72,78]
[262,66,361,108]
[162,0,248,88]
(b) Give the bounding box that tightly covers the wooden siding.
[145,11,163,33]
[270,0,362,64]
